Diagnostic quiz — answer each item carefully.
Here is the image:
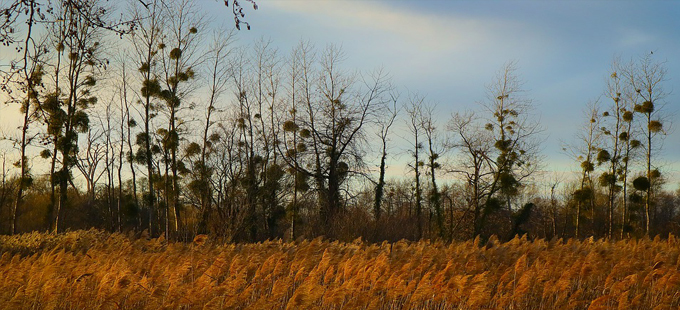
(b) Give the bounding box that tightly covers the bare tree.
[447,111,495,237]
[185,30,234,233]
[251,38,284,238]
[87,100,119,230]
[546,175,564,238]
[279,41,314,240]
[624,54,669,236]
[129,0,164,236]
[617,61,643,238]
[564,101,602,238]
[447,62,541,238]
[283,45,390,234]
[74,128,105,203]
[405,95,425,239]
[230,45,261,240]
[373,94,398,221]
[481,61,542,213]
[421,102,445,237]
[0,0,49,234]
[117,60,141,229]
[598,63,628,239]
[48,0,107,232]
[155,0,204,238]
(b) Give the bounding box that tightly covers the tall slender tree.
[0,0,47,234]
[625,54,668,236]
[279,41,314,239]
[405,96,424,239]
[49,0,106,232]
[598,65,627,239]
[130,0,164,236]
[373,94,398,221]
[186,30,234,234]
[155,0,203,238]
[421,103,444,237]
[568,102,602,238]
[618,61,642,238]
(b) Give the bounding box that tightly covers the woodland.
[0,0,678,243]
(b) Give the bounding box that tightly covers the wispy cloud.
[617,28,657,48]
[267,0,550,55]
[267,0,555,98]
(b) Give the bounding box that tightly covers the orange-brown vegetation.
[2,230,680,309]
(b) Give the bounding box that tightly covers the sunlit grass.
[1,230,679,309]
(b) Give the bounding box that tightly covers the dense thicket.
[0,0,677,242]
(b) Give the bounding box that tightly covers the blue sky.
[0,0,677,189]
[204,0,680,188]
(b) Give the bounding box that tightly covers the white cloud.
[268,0,548,55]
[267,0,556,107]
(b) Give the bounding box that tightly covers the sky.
[205,0,680,189]
[1,0,679,190]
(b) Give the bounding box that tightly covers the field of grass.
[1,230,680,309]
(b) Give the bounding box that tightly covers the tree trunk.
[12,100,30,234]
[374,149,387,221]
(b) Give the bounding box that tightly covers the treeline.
[0,0,678,242]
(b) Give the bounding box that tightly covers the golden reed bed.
[1,230,679,309]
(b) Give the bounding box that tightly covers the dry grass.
[2,230,680,309]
